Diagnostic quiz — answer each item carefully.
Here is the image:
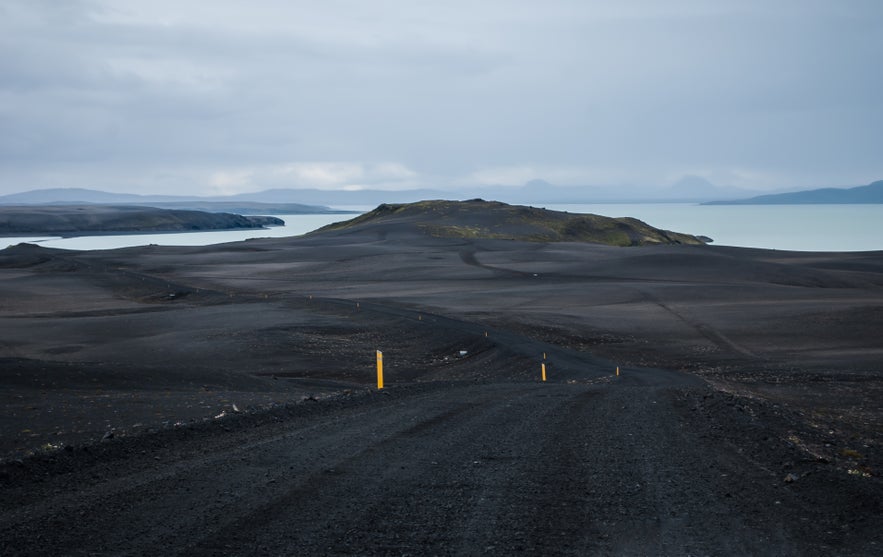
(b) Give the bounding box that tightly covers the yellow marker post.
[616,366,620,376]
[543,352,546,360]
[376,350,384,389]
[541,363,547,382]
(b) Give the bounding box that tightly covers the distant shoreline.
[4,204,883,253]
[0,205,355,240]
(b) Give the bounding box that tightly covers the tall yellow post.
[541,363,547,382]
[377,350,383,389]
[616,366,620,376]
[376,351,384,389]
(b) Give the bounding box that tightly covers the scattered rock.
[784,473,799,483]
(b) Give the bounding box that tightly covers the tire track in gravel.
[636,287,760,360]
[3,370,880,555]
[442,372,785,555]
[183,382,564,555]
[0,385,481,553]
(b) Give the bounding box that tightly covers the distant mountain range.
[1,177,879,209]
[0,189,342,214]
[0,176,761,209]
[704,180,883,205]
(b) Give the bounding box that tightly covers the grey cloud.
[0,0,881,195]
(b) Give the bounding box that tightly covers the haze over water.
[3,204,881,253]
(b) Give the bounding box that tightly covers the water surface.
[1,213,353,251]
[3,204,881,253]
[546,203,883,252]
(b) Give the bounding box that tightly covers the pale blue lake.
[0,213,355,251]
[2,204,882,253]
[545,204,883,252]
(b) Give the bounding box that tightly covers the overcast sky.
[1,0,881,196]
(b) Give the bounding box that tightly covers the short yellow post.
[543,352,546,360]
[376,351,384,389]
[616,366,620,376]
[541,363,547,382]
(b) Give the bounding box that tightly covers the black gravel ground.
[1,228,881,555]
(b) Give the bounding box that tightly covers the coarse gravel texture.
[1,214,881,555]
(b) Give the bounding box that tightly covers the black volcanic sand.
[2,231,881,457]
[1,226,882,553]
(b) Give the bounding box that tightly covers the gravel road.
[3,366,879,556]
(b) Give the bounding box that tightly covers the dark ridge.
[312,199,708,246]
[705,179,883,205]
[0,205,284,236]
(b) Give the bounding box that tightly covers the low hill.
[705,180,883,204]
[313,199,708,246]
[0,205,283,236]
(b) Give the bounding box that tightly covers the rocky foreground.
[0,201,880,554]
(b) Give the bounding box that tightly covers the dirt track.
[3,369,879,556]
[1,227,882,554]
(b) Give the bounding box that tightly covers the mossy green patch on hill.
[312,199,707,246]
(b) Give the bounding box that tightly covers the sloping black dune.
[313,199,708,246]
